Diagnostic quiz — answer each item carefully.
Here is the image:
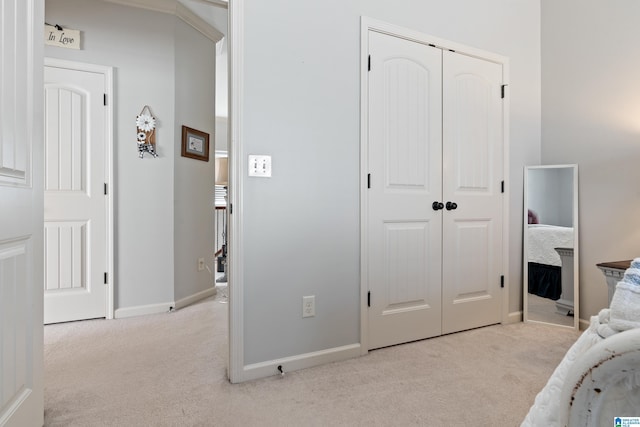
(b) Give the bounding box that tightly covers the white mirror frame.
[523,164,579,330]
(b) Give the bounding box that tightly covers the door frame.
[228,0,244,383]
[359,17,511,353]
[44,57,114,320]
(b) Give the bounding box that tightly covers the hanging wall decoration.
[136,105,158,158]
[181,126,210,162]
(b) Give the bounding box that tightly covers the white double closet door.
[367,31,504,350]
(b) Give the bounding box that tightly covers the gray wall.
[46,0,176,308]
[215,116,228,152]
[174,18,216,302]
[180,2,228,118]
[240,0,542,364]
[46,0,216,310]
[528,167,574,227]
[541,0,640,320]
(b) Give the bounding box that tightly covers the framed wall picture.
[181,126,210,161]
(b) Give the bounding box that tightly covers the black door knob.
[446,202,458,210]
[432,201,444,211]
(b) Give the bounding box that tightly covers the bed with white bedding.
[522,259,640,426]
[528,224,574,300]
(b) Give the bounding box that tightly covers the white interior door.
[441,51,503,334]
[367,31,443,349]
[44,61,109,324]
[0,0,44,425]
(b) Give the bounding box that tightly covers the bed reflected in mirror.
[524,165,579,329]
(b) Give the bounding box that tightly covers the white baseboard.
[114,288,217,319]
[240,343,361,382]
[174,287,217,311]
[114,302,173,319]
[507,311,523,324]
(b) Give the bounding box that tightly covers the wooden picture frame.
[181,126,210,161]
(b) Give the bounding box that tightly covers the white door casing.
[0,0,45,425]
[43,59,113,324]
[362,19,508,351]
[367,31,443,349]
[441,51,504,334]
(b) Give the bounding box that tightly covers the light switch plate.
[248,155,272,177]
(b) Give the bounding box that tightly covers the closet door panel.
[367,31,443,349]
[442,51,503,335]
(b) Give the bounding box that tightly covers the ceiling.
[178,0,228,36]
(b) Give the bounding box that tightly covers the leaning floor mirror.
[524,165,579,329]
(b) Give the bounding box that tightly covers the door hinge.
[501,85,506,99]
[368,55,371,72]
[103,93,107,106]
[229,203,233,215]
[501,180,504,193]
[104,183,108,195]
[367,291,371,307]
[367,173,371,189]
[500,275,504,288]
[104,272,108,284]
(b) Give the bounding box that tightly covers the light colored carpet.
[44,294,580,426]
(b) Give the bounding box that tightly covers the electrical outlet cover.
[302,295,315,318]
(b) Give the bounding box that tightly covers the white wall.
[541,0,640,320]
[46,0,217,311]
[240,0,541,365]
[209,7,228,119]
[174,17,216,302]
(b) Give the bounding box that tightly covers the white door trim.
[359,16,511,352]
[359,17,370,356]
[228,0,245,383]
[44,57,114,320]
